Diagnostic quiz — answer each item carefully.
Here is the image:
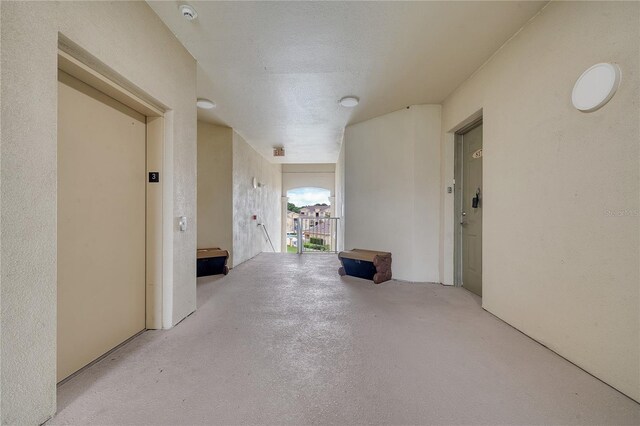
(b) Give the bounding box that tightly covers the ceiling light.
[572,63,621,112]
[196,98,216,109]
[179,4,198,21]
[339,96,359,107]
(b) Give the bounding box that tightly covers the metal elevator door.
[57,70,146,382]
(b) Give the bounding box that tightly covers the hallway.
[51,254,639,425]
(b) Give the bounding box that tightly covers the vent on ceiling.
[273,147,285,157]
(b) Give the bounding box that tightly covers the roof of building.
[300,204,331,212]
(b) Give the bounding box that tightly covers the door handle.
[460,211,466,225]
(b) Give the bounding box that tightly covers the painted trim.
[443,109,483,287]
[58,51,163,117]
[57,49,167,330]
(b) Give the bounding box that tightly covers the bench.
[197,248,229,277]
[338,249,392,284]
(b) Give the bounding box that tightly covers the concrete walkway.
[50,253,639,425]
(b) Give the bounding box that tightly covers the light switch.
[178,216,187,232]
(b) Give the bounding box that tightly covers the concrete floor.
[51,253,639,425]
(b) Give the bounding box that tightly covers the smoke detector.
[196,98,216,109]
[179,4,198,21]
[273,147,285,157]
[339,96,359,107]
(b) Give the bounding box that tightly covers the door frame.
[453,118,483,288]
[57,49,165,330]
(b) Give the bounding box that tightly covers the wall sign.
[472,148,483,159]
[149,172,160,183]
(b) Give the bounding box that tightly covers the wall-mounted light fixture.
[252,177,266,189]
[572,63,621,112]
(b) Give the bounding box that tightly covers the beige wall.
[0,2,3,418]
[0,2,197,423]
[0,4,3,416]
[198,123,283,267]
[197,122,233,264]
[440,1,639,401]
[334,143,346,252]
[344,105,442,282]
[232,132,282,266]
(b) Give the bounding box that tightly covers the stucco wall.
[197,122,233,264]
[0,2,3,418]
[344,105,442,282]
[0,2,197,423]
[232,132,282,266]
[334,144,346,252]
[439,1,639,401]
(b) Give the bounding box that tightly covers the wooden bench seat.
[197,247,229,277]
[338,249,392,284]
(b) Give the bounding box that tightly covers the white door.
[57,70,146,382]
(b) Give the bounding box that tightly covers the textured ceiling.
[148,1,547,163]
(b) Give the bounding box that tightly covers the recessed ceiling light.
[339,96,359,107]
[196,98,216,109]
[179,4,198,21]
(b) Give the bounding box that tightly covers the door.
[57,70,146,382]
[458,123,483,296]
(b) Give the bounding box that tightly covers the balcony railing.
[290,217,339,254]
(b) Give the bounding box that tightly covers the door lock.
[472,188,481,209]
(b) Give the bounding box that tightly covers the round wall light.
[572,63,621,112]
[196,98,216,109]
[179,4,198,21]
[339,96,359,107]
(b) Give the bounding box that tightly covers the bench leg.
[372,256,392,284]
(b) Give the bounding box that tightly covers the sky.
[287,187,330,207]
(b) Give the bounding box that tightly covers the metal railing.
[258,223,276,252]
[290,217,339,254]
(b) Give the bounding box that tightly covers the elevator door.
[57,70,146,382]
